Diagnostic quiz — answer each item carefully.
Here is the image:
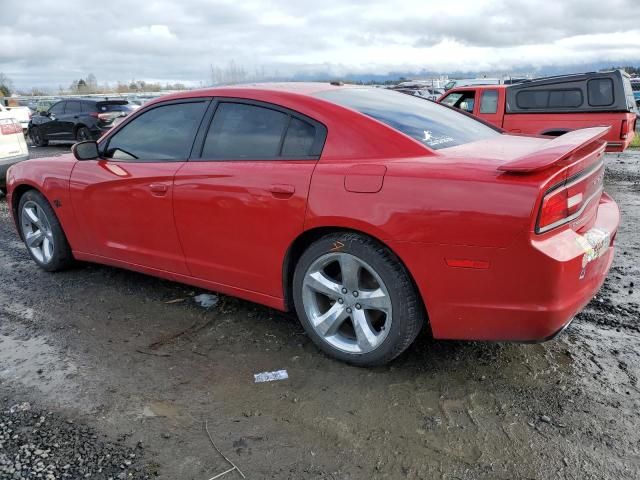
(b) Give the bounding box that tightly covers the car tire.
[18,190,73,272]
[75,126,91,142]
[30,127,49,147]
[293,232,425,366]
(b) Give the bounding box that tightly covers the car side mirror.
[40,111,49,117]
[72,141,100,161]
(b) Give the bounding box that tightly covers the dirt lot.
[1,143,639,479]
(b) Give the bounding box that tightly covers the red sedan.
[5,83,619,366]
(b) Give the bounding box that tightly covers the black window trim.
[587,78,615,107]
[515,88,584,110]
[98,97,212,163]
[190,97,328,162]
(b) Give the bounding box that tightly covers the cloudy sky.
[2,0,640,89]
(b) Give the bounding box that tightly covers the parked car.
[0,107,28,194]
[28,99,136,146]
[439,70,637,152]
[4,106,32,133]
[443,78,500,91]
[388,82,444,101]
[6,84,619,366]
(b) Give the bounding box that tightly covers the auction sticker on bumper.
[576,228,611,277]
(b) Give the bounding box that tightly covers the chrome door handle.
[149,183,169,195]
[268,184,295,197]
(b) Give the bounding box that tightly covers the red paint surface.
[6,83,620,342]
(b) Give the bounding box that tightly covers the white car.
[3,104,32,133]
[0,106,29,194]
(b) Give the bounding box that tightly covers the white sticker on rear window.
[423,130,454,147]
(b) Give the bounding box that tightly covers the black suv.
[28,99,135,146]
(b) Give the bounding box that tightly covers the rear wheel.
[18,190,73,272]
[293,232,425,366]
[75,126,91,142]
[30,126,48,147]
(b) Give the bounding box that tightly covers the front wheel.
[293,232,425,366]
[30,126,49,147]
[18,190,73,271]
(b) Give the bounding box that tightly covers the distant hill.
[289,61,640,83]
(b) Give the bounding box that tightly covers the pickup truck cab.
[439,70,637,152]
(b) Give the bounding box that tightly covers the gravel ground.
[0,401,154,479]
[0,144,639,479]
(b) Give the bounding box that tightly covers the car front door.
[173,100,326,298]
[69,98,210,274]
[41,101,66,138]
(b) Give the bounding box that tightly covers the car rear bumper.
[0,152,30,186]
[393,192,620,342]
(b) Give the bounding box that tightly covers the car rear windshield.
[314,88,499,150]
[96,102,134,112]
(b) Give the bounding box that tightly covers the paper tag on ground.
[254,370,289,383]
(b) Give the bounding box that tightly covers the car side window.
[65,101,81,114]
[479,90,498,114]
[49,102,65,115]
[282,117,316,157]
[202,103,289,159]
[457,92,475,113]
[81,102,97,113]
[104,101,208,161]
[440,93,462,106]
[588,78,614,107]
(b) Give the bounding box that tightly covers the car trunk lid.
[440,127,609,234]
[497,127,608,234]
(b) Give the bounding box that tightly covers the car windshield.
[315,88,499,150]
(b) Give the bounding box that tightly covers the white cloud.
[0,0,639,89]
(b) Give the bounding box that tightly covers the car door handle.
[149,183,169,196]
[268,184,295,198]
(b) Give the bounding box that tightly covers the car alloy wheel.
[20,200,55,264]
[76,127,91,141]
[302,252,393,354]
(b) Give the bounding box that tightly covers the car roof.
[157,82,355,102]
[447,85,507,92]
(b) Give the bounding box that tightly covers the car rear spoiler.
[497,126,610,173]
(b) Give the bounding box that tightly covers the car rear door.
[172,99,326,297]
[69,98,210,274]
[59,100,81,139]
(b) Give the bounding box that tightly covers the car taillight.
[536,162,605,233]
[90,112,115,121]
[621,119,628,139]
[0,118,22,135]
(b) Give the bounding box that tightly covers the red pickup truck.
[438,70,637,152]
